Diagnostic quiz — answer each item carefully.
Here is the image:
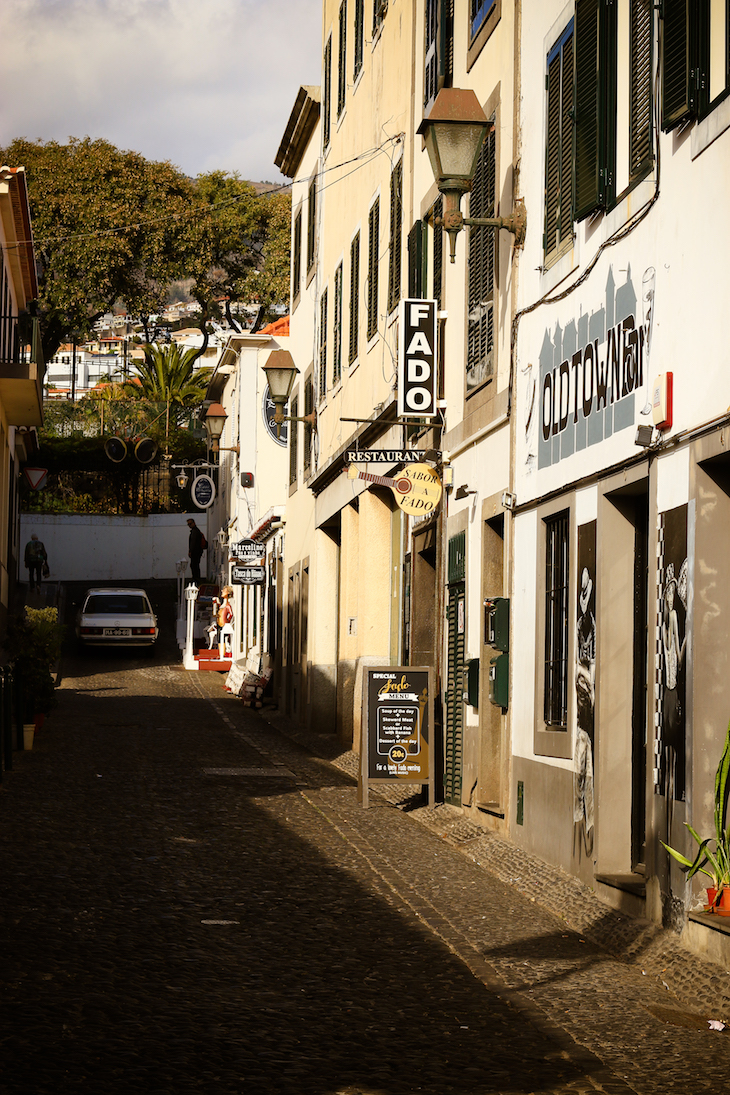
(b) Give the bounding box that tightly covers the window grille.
[544,511,569,729]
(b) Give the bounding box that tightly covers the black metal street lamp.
[418,88,527,263]
[261,349,316,439]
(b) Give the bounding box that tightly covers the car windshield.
[84,594,149,615]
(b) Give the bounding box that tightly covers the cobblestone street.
[2,620,730,1094]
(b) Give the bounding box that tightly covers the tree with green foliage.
[0,137,194,360]
[125,343,213,446]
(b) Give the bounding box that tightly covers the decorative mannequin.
[206,596,220,650]
[217,586,234,658]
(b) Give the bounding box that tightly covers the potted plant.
[661,719,730,912]
[7,606,63,745]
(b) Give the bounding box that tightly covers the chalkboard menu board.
[360,666,434,808]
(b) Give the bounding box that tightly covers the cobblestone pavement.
[1,629,729,1092]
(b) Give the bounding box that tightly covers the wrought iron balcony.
[0,314,45,427]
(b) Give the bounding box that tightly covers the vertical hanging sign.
[360,665,435,808]
[397,299,438,418]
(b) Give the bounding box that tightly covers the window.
[323,35,332,149]
[466,116,496,395]
[662,0,730,129]
[432,195,444,310]
[544,510,570,730]
[387,159,403,314]
[292,209,302,303]
[319,288,328,401]
[354,0,364,80]
[333,263,343,384]
[544,22,574,266]
[373,0,387,36]
[470,0,495,41]
[367,199,380,341]
[307,177,317,273]
[407,220,427,298]
[424,0,453,112]
[349,232,360,364]
[573,0,653,221]
[303,377,313,475]
[289,396,299,486]
[338,1,347,117]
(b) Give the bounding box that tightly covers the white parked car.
[75,588,158,649]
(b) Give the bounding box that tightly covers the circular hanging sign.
[191,473,216,509]
[262,385,288,447]
[105,437,128,463]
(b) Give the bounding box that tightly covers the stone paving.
[1,630,729,1093]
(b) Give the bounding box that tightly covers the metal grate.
[544,510,569,728]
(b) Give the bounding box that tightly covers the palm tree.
[126,343,212,447]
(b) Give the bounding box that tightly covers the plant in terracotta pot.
[7,606,63,724]
[661,719,730,912]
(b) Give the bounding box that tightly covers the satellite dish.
[105,437,127,463]
[134,438,158,464]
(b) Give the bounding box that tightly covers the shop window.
[544,510,570,730]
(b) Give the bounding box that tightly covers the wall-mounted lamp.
[455,484,477,500]
[203,402,239,455]
[418,88,527,263]
[261,349,317,439]
[176,471,189,490]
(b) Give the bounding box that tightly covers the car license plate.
[104,627,131,637]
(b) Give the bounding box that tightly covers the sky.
[0,0,323,183]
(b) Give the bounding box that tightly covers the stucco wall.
[19,514,199,582]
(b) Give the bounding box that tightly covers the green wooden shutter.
[432,196,443,310]
[662,0,691,129]
[367,199,379,341]
[467,119,496,393]
[629,0,653,181]
[545,48,563,257]
[354,0,364,80]
[349,232,360,363]
[445,578,466,806]
[387,160,403,313]
[337,1,347,117]
[333,263,343,385]
[407,220,427,299]
[574,0,601,220]
[319,289,328,400]
[323,36,332,148]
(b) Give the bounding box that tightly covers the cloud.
[0,0,322,181]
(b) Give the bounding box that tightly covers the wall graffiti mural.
[574,521,596,836]
[524,265,657,471]
[654,505,689,800]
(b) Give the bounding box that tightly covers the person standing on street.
[24,533,48,592]
[187,518,206,584]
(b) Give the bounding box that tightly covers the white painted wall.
[18,513,198,581]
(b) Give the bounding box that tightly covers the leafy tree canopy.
[0,138,291,361]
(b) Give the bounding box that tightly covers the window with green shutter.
[387,160,403,314]
[292,209,302,305]
[466,117,496,395]
[354,0,364,80]
[337,1,347,118]
[544,22,574,266]
[407,220,427,299]
[303,378,313,475]
[662,0,730,130]
[349,231,360,363]
[319,289,328,401]
[333,263,343,385]
[307,177,317,273]
[289,396,299,486]
[367,199,380,341]
[323,36,332,149]
[424,0,453,112]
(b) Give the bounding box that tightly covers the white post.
[183,582,199,670]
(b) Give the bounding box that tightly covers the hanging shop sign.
[360,666,434,808]
[262,386,288,447]
[397,298,438,419]
[347,462,442,516]
[191,473,216,510]
[231,538,266,561]
[345,449,437,463]
[231,565,266,585]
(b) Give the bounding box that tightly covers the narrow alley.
[1,608,729,1094]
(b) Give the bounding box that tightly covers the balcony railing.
[0,314,45,372]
